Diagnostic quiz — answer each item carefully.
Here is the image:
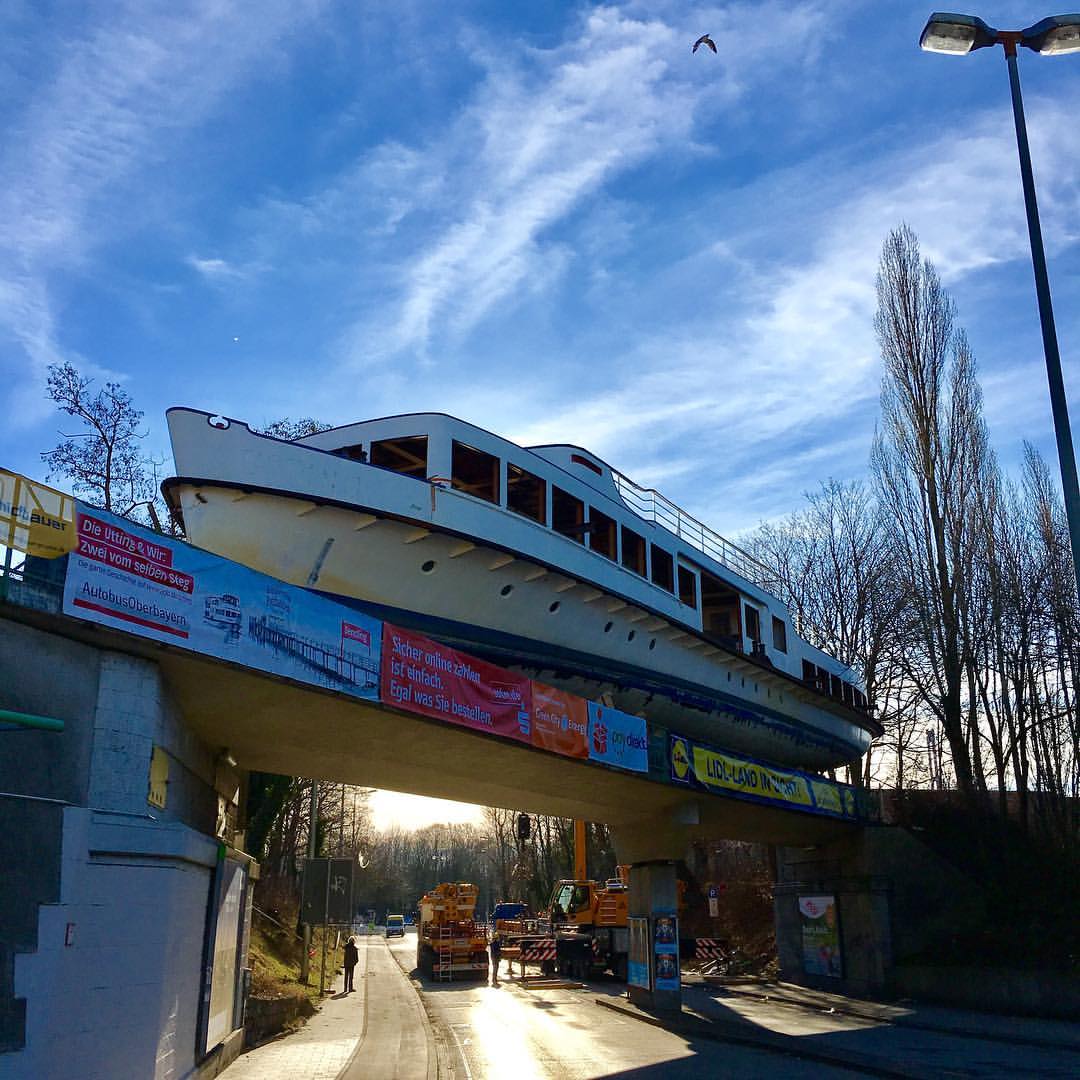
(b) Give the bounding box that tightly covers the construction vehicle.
[512,821,686,982]
[415,882,489,981]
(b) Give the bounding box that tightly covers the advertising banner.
[587,701,648,773]
[381,624,532,743]
[799,895,842,978]
[628,916,651,990]
[531,682,589,758]
[669,732,862,819]
[63,507,380,698]
[1,469,76,559]
[652,912,680,992]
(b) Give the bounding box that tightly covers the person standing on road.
[344,936,359,993]
[489,933,502,986]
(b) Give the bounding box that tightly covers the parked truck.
[415,882,489,981]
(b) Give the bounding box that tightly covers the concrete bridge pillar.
[611,819,691,1015]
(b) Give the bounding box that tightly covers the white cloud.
[0,0,330,427]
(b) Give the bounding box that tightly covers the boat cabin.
[296,413,868,713]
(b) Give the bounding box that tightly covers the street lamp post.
[920,12,1080,599]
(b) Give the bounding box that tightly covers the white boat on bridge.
[164,409,879,771]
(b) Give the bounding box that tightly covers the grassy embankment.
[247,910,352,1041]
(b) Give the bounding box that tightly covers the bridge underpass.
[1,485,888,1079]
[155,647,854,850]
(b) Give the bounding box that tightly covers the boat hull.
[166,489,871,770]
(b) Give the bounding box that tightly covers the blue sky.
[3,1,1080,537]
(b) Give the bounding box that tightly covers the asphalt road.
[383,932,867,1079]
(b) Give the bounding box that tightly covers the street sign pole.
[320,857,331,994]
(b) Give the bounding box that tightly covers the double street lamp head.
[920,11,1080,55]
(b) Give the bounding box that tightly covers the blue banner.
[63,506,380,700]
[587,701,648,773]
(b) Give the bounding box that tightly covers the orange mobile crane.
[516,822,685,981]
[415,882,489,981]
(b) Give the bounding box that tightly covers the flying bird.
[693,33,717,54]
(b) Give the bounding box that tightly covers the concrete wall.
[0,809,218,1080]
[0,619,101,805]
[773,824,986,998]
[0,616,247,1078]
[87,651,219,836]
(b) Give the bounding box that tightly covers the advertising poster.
[530,682,589,758]
[381,624,532,743]
[62,507,381,699]
[628,916,651,989]
[1,469,76,559]
[587,701,648,773]
[799,895,842,978]
[652,912,680,992]
[669,732,863,820]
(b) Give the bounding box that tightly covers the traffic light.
[516,813,531,842]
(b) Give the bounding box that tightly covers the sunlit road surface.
[384,934,864,1079]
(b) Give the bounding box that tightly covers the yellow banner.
[809,779,843,815]
[0,469,77,559]
[690,744,813,807]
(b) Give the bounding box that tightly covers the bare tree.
[750,479,902,785]
[871,225,996,795]
[260,417,332,440]
[41,362,163,525]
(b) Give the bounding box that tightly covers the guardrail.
[611,471,780,592]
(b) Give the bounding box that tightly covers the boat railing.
[610,471,780,593]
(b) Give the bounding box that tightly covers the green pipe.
[0,709,64,732]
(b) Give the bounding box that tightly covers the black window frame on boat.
[772,615,788,654]
[744,604,762,644]
[588,508,617,561]
[552,486,586,543]
[650,545,674,593]
[621,525,646,577]
[507,462,546,525]
[677,565,697,609]
[369,435,428,479]
[451,440,501,505]
[699,569,742,646]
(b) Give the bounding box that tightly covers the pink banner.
[381,624,532,743]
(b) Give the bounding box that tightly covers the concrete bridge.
[0,494,910,1080]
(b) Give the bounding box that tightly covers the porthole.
[500,584,514,597]
[549,601,561,614]
[649,638,657,651]
[604,621,613,633]
[627,630,636,642]
[421,560,437,574]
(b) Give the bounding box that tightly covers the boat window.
[452,441,500,504]
[830,673,844,700]
[552,486,585,543]
[772,615,787,653]
[621,526,646,576]
[744,605,761,643]
[589,509,617,560]
[571,453,603,476]
[650,545,674,592]
[700,571,742,647]
[369,436,427,478]
[678,565,697,608]
[507,463,546,524]
[843,682,854,706]
[337,444,368,463]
